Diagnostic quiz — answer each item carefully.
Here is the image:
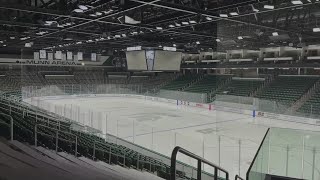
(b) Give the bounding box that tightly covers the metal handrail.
[170,146,229,180]
[0,113,13,141]
[35,124,77,156]
[235,175,244,180]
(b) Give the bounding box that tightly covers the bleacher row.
[0,97,220,180]
[1,70,320,116]
[161,74,320,116]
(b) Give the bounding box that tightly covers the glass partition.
[247,128,320,180]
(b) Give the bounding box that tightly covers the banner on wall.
[39,50,46,59]
[62,53,66,61]
[67,52,73,60]
[48,53,53,60]
[78,52,83,61]
[55,51,62,60]
[34,52,40,60]
[91,53,97,61]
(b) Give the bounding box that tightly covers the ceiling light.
[76,41,82,44]
[173,44,176,47]
[45,21,56,24]
[169,24,175,28]
[95,12,102,16]
[159,45,162,48]
[230,12,239,16]
[107,36,111,39]
[87,39,93,42]
[100,37,105,40]
[0,41,3,43]
[57,24,64,28]
[78,5,88,10]
[253,8,259,12]
[74,9,84,13]
[156,27,163,30]
[313,28,320,32]
[10,37,15,40]
[175,23,181,27]
[89,14,97,17]
[181,22,189,25]
[122,34,126,37]
[272,32,279,36]
[238,36,243,40]
[219,14,228,18]
[196,41,200,44]
[3,44,7,47]
[132,31,138,35]
[206,17,212,20]
[264,5,275,9]
[115,35,121,38]
[291,0,303,5]
[189,20,197,24]
[216,39,221,42]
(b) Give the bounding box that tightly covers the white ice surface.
[29,95,320,178]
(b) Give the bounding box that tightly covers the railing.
[34,124,78,156]
[0,113,13,141]
[171,146,229,180]
[235,175,244,180]
[246,128,270,180]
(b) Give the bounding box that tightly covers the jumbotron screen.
[126,50,182,71]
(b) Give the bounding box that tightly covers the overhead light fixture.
[57,24,64,28]
[291,0,303,5]
[45,21,56,24]
[196,41,200,44]
[89,14,97,17]
[2,44,6,47]
[175,23,181,27]
[87,39,93,42]
[272,32,279,36]
[122,34,126,37]
[173,44,176,47]
[159,45,162,48]
[181,22,189,25]
[238,36,243,40]
[78,5,88,10]
[115,35,121,38]
[20,37,30,40]
[168,24,175,28]
[10,37,15,40]
[156,27,163,30]
[0,41,3,43]
[230,12,239,16]
[189,20,197,24]
[95,12,102,16]
[313,27,320,32]
[76,41,82,44]
[132,31,138,35]
[206,17,212,20]
[216,39,221,42]
[264,5,275,9]
[219,14,228,18]
[74,9,84,13]
[253,8,259,12]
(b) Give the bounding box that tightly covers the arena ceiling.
[1,0,320,54]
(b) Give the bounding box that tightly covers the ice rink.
[28,95,320,178]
